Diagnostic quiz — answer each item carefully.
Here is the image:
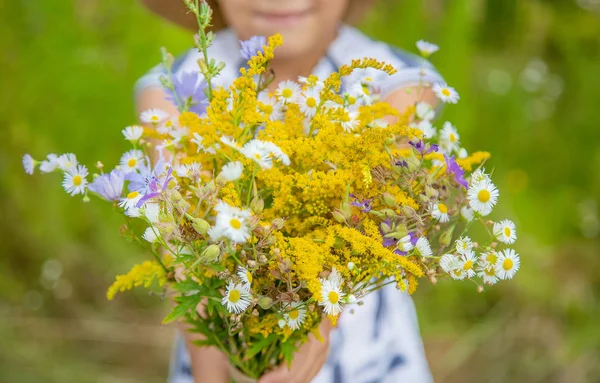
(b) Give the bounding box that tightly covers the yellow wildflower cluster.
[106,261,167,300]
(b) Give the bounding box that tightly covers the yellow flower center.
[72,175,82,186]
[441,88,451,97]
[449,133,457,143]
[438,203,448,214]
[362,85,370,95]
[348,96,356,105]
[246,271,253,284]
[263,104,273,114]
[478,189,491,202]
[328,291,339,304]
[282,88,293,98]
[165,120,173,127]
[127,158,137,168]
[127,191,139,200]
[485,267,496,276]
[288,309,299,320]
[306,97,317,108]
[486,252,498,264]
[504,227,511,237]
[463,260,473,270]
[229,289,241,303]
[503,259,513,271]
[151,115,159,122]
[230,218,242,229]
[254,153,262,160]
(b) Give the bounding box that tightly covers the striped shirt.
[136,25,441,383]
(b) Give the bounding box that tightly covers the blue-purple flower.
[240,36,267,61]
[126,157,168,195]
[349,193,373,213]
[444,154,468,189]
[409,140,438,155]
[88,169,124,201]
[164,71,208,115]
[136,166,174,208]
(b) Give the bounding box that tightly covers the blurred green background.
[2,0,599,382]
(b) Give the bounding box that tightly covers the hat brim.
[141,0,375,31]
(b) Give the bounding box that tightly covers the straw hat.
[141,0,376,31]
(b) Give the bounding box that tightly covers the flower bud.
[340,202,353,218]
[271,218,285,230]
[257,296,273,310]
[250,198,264,214]
[347,262,355,270]
[380,221,391,233]
[439,225,456,247]
[191,217,210,235]
[331,209,346,223]
[384,137,395,146]
[381,192,396,207]
[201,245,220,263]
[425,185,438,199]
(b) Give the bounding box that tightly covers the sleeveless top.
[136,25,441,383]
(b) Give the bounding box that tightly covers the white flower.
[497,249,520,280]
[237,266,253,287]
[341,111,360,133]
[319,279,344,316]
[275,80,301,104]
[415,102,435,120]
[142,203,160,223]
[458,148,468,159]
[398,235,415,252]
[284,302,307,330]
[220,136,242,150]
[440,122,460,153]
[57,153,78,171]
[140,108,169,124]
[349,81,373,104]
[431,202,450,223]
[433,83,460,104]
[40,153,59,173]
[416,40,439,56]
[191,133,213,153]
[208,201,252,243]
[471,168,491,185]
[459,251,477,278]
[119,191,143,213]
[299,88,320,118]
[62,165,88,196]
[440,253,460,273]
[22,154,35,175]
[122,125,144,142]
[477,257,499,285]
[218,161,244,182]
[455,236,473,255]
[169,126,189,141]
[415,120,436,139]
[240,139,290,169]
[461,206,475,222]
[494,219,517,244]
[414,237,432,257]
[142,227,159,243]
[468,179,499,216]
[119,149,144,174]
[222,282,252,314]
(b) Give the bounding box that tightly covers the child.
[136,1,442,382]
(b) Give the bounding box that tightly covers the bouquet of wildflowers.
[22,1,520,380]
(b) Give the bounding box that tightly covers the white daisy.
[299,88,320,117]
[208,201,252,243]
[22,154,35,175]
[284,302,307,330]
[461,206,475,222]
[440,254,460,273]
[57,153,78,171]
[240,139,290,169]
[416,102,435,121]
[122,125,144,142]
[140,108,169,124]
[414,237,433,257]
[416,40,439,56]
[275,80,301,104]
[119,190,143,212]
[477,262,500,285]
[455,236,473,255]
[416,119,436,139]
[237,266,253,287]
[497,249,520,280]
[433,83,460,104]
[440,122,460,153]
[340,110,360,133]
[62,165,88,196]
[459,251,477,278]
[494,219,517,244]
[471,168,491,185]
[218,161,244,182]
[222,282,252,314]
[142,227,159,243]
[142,203,160,223]
[220,136,242,150]
[431,202,450,223]
[191,133,207,153]
[319,279,344,316]
[398,235,415,252]
[119,150,144,174]
[349,81,373,104]
[468,179,499,216]
[39,153,59,173]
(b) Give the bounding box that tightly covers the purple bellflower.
[240,36,267,61]
[88,169,124,201]
[444,154,468,189]
[165,71,208,115]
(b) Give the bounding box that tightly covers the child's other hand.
[259,319,335,383]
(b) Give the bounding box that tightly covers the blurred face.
[218,0,349,59]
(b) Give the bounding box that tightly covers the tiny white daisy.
[431,202,451,223]
[275,80,301,104]
[220,136,242,150]
[122,125,144,142]
[497,249,520,280]
[62,165,88,196]
[416,40,439,57]
[416,119,436,139]
[459,251,477,278]
[477,261,500,285]
[319,279,344,316]
[222,282,252,314]
[415,102,435,121]
[398,235,415,252]
[208,201,252,243]
[414,237,433,257]
[57,153,78,171]
[349,81,373,104]
[284,302,307,330]
[440,122,460,153]
[455,236,473,255]
[119,150,144,174]
[340,111,360,133]
[440,253,460,273]
[494,219,517,244]
[237,266,253,288]
[142,203,160,223]
[433,83,460,104]
[140,108,169,124]
[39,153,59,173]
[142,227,159,243]
[22,154,35,175]
[240,139,289,169]
[461,206,475,222]
[468,179,499,216]
[119,190,143,212]
[471,168,492,185]
[299,88,320,118]
[218,161,244,182]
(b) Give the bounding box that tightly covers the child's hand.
[259,319,335,383]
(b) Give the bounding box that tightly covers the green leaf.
[162,294,201,324]
[246,334,278,359]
